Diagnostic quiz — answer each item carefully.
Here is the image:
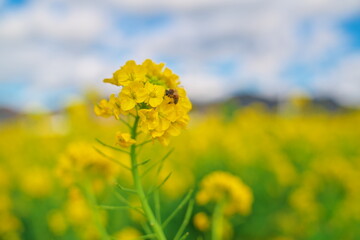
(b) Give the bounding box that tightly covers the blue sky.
[1,0,360,111]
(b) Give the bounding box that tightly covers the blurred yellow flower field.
[1,98,359,239]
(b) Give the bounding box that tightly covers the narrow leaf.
[137,139,153,147]
[111,191,145,215]
[162,189,194,228]
[141,148,174,177]
[98,205,136,210]
[96,138,129,154]
[98,205,144,215]
[93,147,131,171]
[119,117,131,129]
[157,148,174,174]
[147,172,172,195]
[154,190,161,223]
[135,159,151,168]
[113,190,128,205]
[173,200,195,240]
[141,222,152,236]
[179,232,189,240]
[117,183,137,194]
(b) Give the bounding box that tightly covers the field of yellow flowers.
[0,61,360,240]
[1,101,360,240]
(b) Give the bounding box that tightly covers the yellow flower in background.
[95,59,191,145]
[116,132,136,147]
[56,142,120,185]
[196,171,253,216]
[114,227,141,240]
[47,210,68,236]
[20,167,53,198]
[193,212,210,232]
[65,188,91,226]
[0,212,22,236]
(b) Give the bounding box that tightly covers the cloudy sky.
[0,0,360,110]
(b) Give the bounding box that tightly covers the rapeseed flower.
[56,142,120,185]
[119,82,148,111]
[193,212,210,232]
[104,60,146,86]
[95,59,191,146]
[145,82,165,107]
[196,171,253,216]
[116,132,137,147]
[20,167,53,198]
[47,210,68,236]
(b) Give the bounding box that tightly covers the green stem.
[130,116,167,240]
[211,201,225,240]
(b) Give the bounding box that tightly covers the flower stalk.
[130,116,167,240]
[211,201,225,240]
[94,59,193,239]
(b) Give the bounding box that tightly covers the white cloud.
[181,72,230,103]
[314,54,360,105]
[1,0,360,108]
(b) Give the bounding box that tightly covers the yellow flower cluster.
[196,171,253,216]
[20,167,53,198]
[95,59,192,146]
[56,142,120,185]
[48,187,105,239]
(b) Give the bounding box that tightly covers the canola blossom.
[197,171,253,216]
[95,59,192,146]
[196,171,253,239]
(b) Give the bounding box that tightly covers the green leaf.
[93,146,131,171]
[141,222,153,236]
[98,205,141,211]
[173,200,195,240]
[154,190,161,223]
[119,117,132,129]
[141,148,174,177]
[135,159,151,168]
[137,139,153,147]
[157,148,174,174]
[113,190,128,205]
[96,138,130,154]
[162,189,194,228]
[116,183,137,194]
[147,172,172,196]
[179,232,189,240]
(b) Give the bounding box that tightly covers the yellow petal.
[149,97,163,107]
[135,88,148,103]
[120,98,136,111]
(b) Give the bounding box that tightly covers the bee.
[165,89,179,104]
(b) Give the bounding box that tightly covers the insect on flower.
[165,89,179,104]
